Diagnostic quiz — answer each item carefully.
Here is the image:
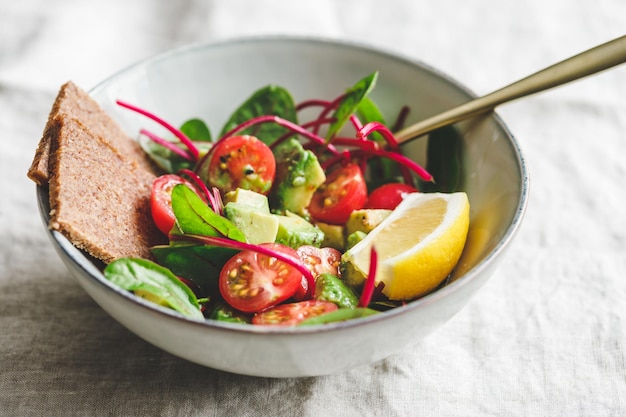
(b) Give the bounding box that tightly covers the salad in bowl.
[31,37,527,377]
[103,71,470,326]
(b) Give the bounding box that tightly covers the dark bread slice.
[47,115,164,263]
[28,81,153,185]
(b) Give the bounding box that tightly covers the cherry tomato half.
[364,183,418,210]
[219,243,303,313]
[151,174,205,235]
[292,246,342,301]
[252,300,338,326]
[200,135,276,195]
[308,163,367,225]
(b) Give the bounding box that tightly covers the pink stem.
[350,114,364,132]
[117,100,200,160]
[211,187,224,216]
[330,137,379,151]
[269,117,336,150]
[358,247,378,307]
[218,115,340,156]
[358,149,433,182]
[392,106,410,132]
[296,99,332,111]
[178,169,219,213]
[359,122,415,186]
[312,94,343,135]
[140,129,194,160]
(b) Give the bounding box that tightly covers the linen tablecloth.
[2,1,625,415]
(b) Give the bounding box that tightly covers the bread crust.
[29,82,165,263]
[28,81,154,185]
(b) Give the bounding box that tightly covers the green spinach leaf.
[219,85,298,145]
[171,184,246,241]
[151,243,237,295]
[326,71,378,141]
[103,258,204,320]
[180,118,212,142]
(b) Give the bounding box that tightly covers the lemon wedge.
[342,192,470,300]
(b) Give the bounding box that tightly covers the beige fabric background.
[1,1,625,415]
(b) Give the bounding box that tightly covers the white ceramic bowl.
[38,36,529,377]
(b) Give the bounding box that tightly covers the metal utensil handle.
[395,35,626,144]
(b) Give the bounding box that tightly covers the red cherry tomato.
[201,135,276,195]
[364,183,418,210]
[151,174,205,235]
[308,163,367,225]
[252,300,338,326]
[292,246,342,301]
[219,243,303,313]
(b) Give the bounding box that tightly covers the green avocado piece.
[315,273,359,309]
[223,188,270,213]
[269,137,326,216]
[314,221,345,251]
[345,231,367,250]
[223,202,279,244]
[275,211,325,249]
[345,209,392,235]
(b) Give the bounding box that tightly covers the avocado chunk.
[345,209,392,235]
[269,137,326,216]
[275,211,325,249]
[314,221,345,251]
[345,230,367,250]
[223,188,270,213]
[315,273,359,309]
[223,202,279,244]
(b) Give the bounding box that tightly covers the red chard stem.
[116,100,200,160]
[358,246,378,308]
[140,129,194,160]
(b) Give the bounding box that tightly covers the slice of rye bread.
[47,115,164,263]
[28,81,154,185]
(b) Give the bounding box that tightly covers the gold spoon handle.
[395,35,626,144]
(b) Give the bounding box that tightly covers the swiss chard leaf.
[151,243,237,295]
[326,71,378,141]
[298,307,379,326]
[180,118,212,142]
[420,125,465,193]
[219,85,298,145]
[103,257,204,320]
[171,184,246,242]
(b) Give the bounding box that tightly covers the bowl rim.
[41,34,530,336]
